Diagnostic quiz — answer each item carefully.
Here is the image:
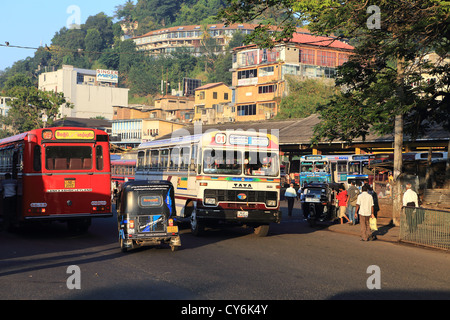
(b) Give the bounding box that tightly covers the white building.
[38,65,129,120]
[0,97,12,117]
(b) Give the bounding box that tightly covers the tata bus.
[135,129,281,237]
[0,127,112,232]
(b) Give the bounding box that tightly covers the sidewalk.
[279,200,400,243]
[327,220,400,243]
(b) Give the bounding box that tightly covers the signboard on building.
[96,69,119,83]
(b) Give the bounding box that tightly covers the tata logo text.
[233,183,253,189]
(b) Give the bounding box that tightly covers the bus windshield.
[203,149,242,175]
[45,146,92,170]
[244,151,278,177]
[301,161,313,172]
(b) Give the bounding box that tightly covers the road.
[1,202,450,302]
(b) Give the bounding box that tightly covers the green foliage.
[277,77,336,120]
[3,86,73,134]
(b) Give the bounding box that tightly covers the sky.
[0,0,126,71]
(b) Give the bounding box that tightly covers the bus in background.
[0,128,112,232]
[111,159,136,186]
[347,154,375,186]
[324,155,349,185]
[135,129,281,237]
[299,155,331,186]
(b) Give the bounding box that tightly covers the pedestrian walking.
[336,184,350,224]
[402,183,419,208]
[1,173,18,231]
[284,182,297,217]
[346,180,360,225]
[355,184,375,241]
[402,183,422,233]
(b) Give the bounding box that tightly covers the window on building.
[317,50,337,67]
[258,85,277,94]
[237,104,257,116]
[224,92,229,100]
[299,49,315,65]
[237,69,258,79]
[213,92,218,99]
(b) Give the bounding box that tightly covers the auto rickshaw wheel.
[119,237,129,253]
[170,245,179,252]
[190,209,204,236]
[254,224,269,237]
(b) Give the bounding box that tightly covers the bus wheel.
[190,209,204,236]
[254,224,269,237]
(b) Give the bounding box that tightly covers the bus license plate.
[167,226,178,233]
[65,179,75,189]
[237,211,248,218]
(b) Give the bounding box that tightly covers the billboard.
[96,69,119,83]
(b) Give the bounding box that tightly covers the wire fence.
[400,206,450,250]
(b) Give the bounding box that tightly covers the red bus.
[0,127,112,232]
[111,159,136,186]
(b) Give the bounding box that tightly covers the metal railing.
[400,206,450,250]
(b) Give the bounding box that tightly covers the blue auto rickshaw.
[117,180,181,252]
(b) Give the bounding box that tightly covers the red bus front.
[21,128,112,230]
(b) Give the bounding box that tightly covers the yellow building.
[231,32,354,122]
[193,82,232,123]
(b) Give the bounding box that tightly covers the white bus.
[135,129,281,237]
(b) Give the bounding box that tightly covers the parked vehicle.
[300,183,339,226]
[117,180,181,252]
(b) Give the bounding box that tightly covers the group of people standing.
[284,180,380,241]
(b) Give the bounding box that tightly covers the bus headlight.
[205,198,216,205]
[266,200,277,207]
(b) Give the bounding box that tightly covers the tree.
[219,0,450,225]
[85,29,104,61]
[4,86,72,133]
[276,77,336,119]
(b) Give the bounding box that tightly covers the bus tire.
[254,224,269,237]
[190,209,204,236]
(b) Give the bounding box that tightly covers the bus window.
[315,161,327,172]
[180,146,190,171]
[33,145,41,171]
[159,149,169,169]
[244,151,278,176]
[150,150,159,169]
[145,150,151,169]
[301,161,313,172]
[191,145,198,172]
[137,151,145,170]
[203,149,241,175]
[45,146,92,170]
[96,146,104,170]
[337,161,347,173]
[348,161,360,175]
[169,147,180,170]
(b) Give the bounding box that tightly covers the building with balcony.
[231,32,354,121]
[132,23,271,56]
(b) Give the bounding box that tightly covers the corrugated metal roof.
[157,114,449,146]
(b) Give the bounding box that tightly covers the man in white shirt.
[403,183,422,233]
[402,183,419,207]
[284,182,297,217]
[355,184,375,241]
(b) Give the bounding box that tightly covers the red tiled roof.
[289,33,354,50]
[195,82,227,91]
